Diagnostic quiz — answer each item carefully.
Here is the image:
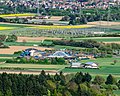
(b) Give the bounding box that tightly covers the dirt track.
[17,36,62,42]
[87,21,120,26]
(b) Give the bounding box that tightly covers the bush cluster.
[6,57,66,65]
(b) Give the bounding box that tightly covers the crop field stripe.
[0,13,35,17]
[0,63,68,69]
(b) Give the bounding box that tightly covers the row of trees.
[61,6,120,25]
[53,39,120,55]
[0,71,118,96]
[6,57,66,65]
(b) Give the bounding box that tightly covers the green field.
[0,63,68,71]
[0,57,120,79]
[62,57,120,79]
[3,42,40,46]
[71,37,120,42]
[54,45,85,50]
[3,40,52,46]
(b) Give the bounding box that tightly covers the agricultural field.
[17,36,61,42]
[0,23,94,30]
[0,63,68,75]
[1,37,120,55]
[0,15,120,78]
[0,20,120,37]
[71,37,120,43]
[0,13,35,18]
[0,46,52,54]
[0,57,120,80]
[0,23,29,31]
[62,57,120,79]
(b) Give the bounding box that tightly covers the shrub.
[6,35,17,42]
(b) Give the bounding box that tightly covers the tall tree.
[105,74,117,85]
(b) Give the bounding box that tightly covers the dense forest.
[0,71,118,96]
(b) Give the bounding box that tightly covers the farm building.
[20,48,46,59]
[70,62,82,68]
[84,62,99,69]
[47,51,74,59]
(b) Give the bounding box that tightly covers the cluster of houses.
[70,62,98,69]
[0,0,119,14]
[19,48,99,69]
[3,0,120,9]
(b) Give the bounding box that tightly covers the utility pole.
[14,1,17,14]
[37,0,40,16]
[107,3,111,32]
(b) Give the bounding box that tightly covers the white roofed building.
[84,62,99,69]
[47,51,73,58]
[70,62,81,68]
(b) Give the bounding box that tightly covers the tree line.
[53,39,120,55]
[6,57,66,65]
[0,71,118,96]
